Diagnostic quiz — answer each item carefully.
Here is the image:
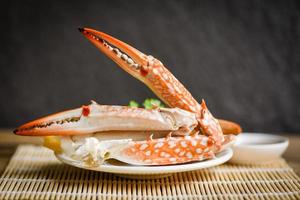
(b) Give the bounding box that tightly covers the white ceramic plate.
[55,148,232,178]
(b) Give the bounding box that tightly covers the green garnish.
[143,98,165,109]
[128,100,139,108]
[128,98,165,109]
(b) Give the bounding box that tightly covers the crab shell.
[60,133,235,166]
[14,101,198,136]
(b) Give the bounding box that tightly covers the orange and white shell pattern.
[66,133,235,166]
[118,134,216,165]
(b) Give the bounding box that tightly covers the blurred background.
[1,0,299,133]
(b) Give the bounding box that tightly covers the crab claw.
[14,101,198,136]
[79,28,242,135]
[78,28,174,102]
[14,107,83,136]
[79,28,150,81]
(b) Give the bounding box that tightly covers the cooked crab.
[14,28,241,166]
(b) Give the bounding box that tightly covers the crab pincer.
[79,27,241,136]
[14,101,198,136]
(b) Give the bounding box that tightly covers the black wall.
[1,0,299,132]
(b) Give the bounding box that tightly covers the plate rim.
[55,148,233,175]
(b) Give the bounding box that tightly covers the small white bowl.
[230,133,289,165]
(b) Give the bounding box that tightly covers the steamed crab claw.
[78,28,149,81]
[78,28,195,111]
[79,27,241,135]
[14,101,198,136]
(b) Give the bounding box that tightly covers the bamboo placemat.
[0,145,299,200]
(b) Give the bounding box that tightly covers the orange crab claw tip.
[78,28,148,76]
[13,128,28,136]
[13,127,24,135]
[78,27,84,32]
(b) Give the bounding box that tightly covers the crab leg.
[63,132,235,166]
[116,134,236,165]
[113,134,217,165]
[14,101,197,136]
[79,28,241,136]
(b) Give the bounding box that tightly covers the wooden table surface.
[0,129,299,176]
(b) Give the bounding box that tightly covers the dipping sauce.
[230,133,289,165]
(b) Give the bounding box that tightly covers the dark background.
[1,0,299,133]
